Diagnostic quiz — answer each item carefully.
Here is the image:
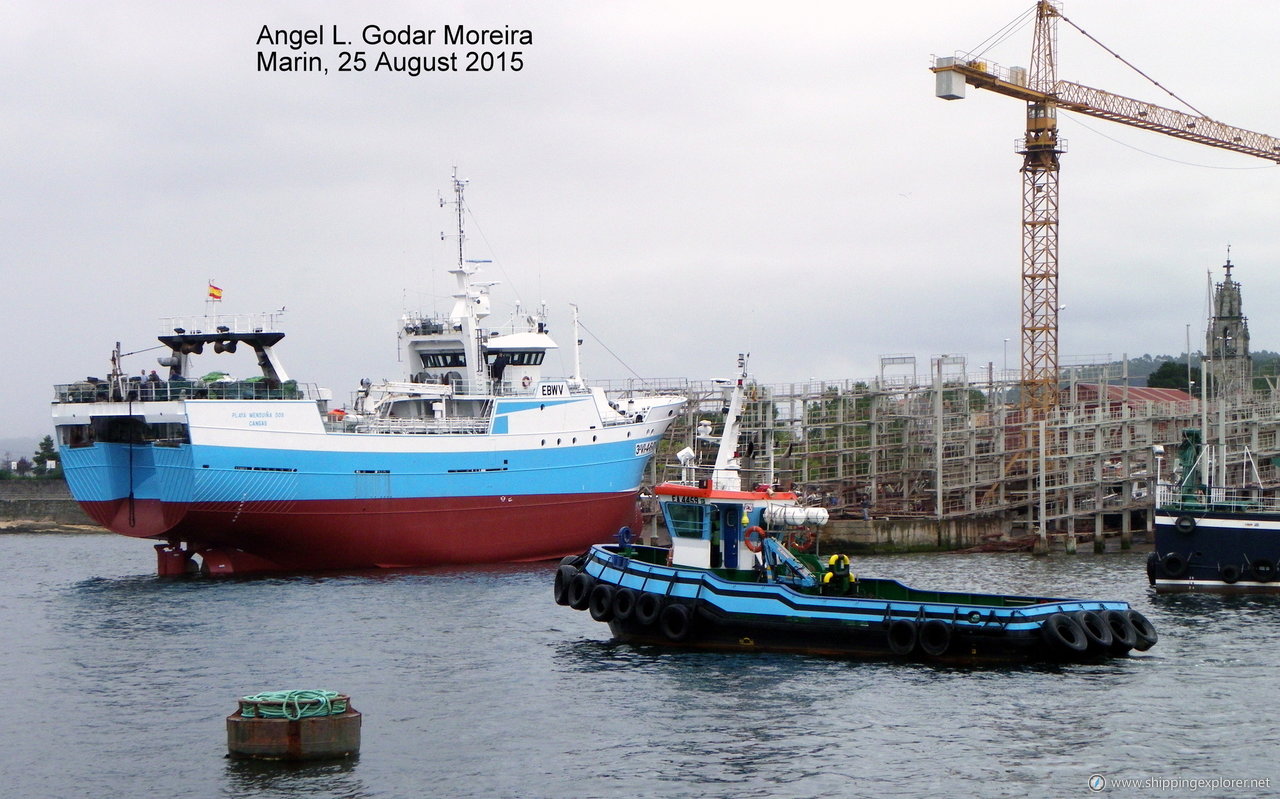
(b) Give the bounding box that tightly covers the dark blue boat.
[556,356,1157,663]
[1149,429,1280,593]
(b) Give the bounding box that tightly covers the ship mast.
[453,168,466,273]
[569,303,585,389]
[440,168,495,391]
[712,353,749,491]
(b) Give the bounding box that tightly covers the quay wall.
[820,517,1007,553]
[0,480,93,526]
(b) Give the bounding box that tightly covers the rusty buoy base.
[226,708,362,761]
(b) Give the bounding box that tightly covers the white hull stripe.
[1154,578,1280,588]
[1154,514,1280,533]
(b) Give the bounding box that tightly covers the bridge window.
[500,351,544,366]
[665,503,708,539]
[420,351,466,368]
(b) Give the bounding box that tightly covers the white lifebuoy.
[521,376,532,388]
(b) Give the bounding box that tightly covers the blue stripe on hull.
[582,546,1125,630]
[61,435,663,504]
[564,546,1149,662]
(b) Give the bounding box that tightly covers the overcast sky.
[4,0,1278,445]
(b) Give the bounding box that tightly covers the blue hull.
[57,432,672,571]
[61,435,660,505]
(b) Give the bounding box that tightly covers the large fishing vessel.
[51,173,686,575]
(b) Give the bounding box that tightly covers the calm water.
[2,533,1278,799]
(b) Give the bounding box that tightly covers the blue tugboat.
[555,355,1158,663]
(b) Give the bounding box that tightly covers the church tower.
[1205,255,1251,397]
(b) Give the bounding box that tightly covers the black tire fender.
[918,619,952,657]
[1103,609,1138,655]
[658,603,693,641]
[1162,553,1188,578]
[886,619,917,656]
[589,583,616,622]
[1073,610,1114,652]
[1124,610,1158,651]
[612,587,639,621]
[1250,558,1277,583]
[634,592,664,626]
[1145,551,1160,585]
[553,564,577,606]
[1041,612,1088,654]
[567,572,595,611]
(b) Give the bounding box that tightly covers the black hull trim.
[605,607,1075,665]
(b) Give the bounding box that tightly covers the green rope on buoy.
[239,690,347,719]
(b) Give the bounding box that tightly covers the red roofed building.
[1071,384,1194,408]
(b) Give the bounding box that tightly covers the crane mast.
[1019,0,1062,414]
[932,0,1280,415]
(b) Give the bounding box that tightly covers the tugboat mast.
[712,353,749,491]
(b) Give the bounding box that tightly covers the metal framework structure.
[1018,1,1062,414]
[932,1,1280,415]
[637,355,1280,542]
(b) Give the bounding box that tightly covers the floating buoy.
[226,690,361,761]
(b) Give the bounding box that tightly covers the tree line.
[1140,351,1280,392]
[1,435,60,479]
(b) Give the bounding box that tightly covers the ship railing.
[660,464,815,497]
[591,377,695,399]
[600,414,639,428]
[342,417,491,435]
[54,379,322,404]
[161,312,285,336]
[490,379,595,397]
[1157,481,1280,513]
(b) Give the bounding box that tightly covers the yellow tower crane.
[933,0,1280,414]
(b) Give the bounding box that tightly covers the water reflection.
[223,756,367,799]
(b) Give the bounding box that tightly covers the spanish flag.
[208,281,223,301]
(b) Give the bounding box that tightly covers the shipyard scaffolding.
[655,363,1279,553]
[660,357,1161,546]
[643,261,1275,551]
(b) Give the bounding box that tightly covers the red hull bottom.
[81,493,644,575]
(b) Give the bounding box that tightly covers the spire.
[1205,251,1251,397]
